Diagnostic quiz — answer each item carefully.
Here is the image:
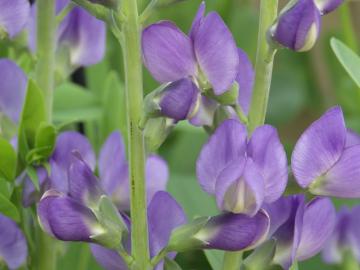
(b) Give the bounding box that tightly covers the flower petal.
[248,125,288,202]
[348,206,360,261]
[0,214,28,269]
[215,158,265,216]
[0,59,27,123]
[236,48,255,115]
[196,119,247,194]
[310,145,360,197]
[148,192,187,259]
[346,129,360,148]
[314,0,344,14]
[142,21,196,83]
[38,190,99,242]
[146,155,169,204]
[189,1,205,40]
[50,131,95,193]
[196,210,270,251]
[296,197,336,261]
[194,12,239,95]
[0,0,30,38]
[291,106,346,188]
[189,95,218,127]
[90,244,127,270]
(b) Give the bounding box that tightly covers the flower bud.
[269,0,321,52]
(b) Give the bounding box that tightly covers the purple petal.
[90,244,127,270]
[346,129,360,148]
[159,78,200,121]
[291,106,346,188]
[0,59,27,123]
[236,48,255,115]
[142,21,196,83]
[248,125,288,202]
[38,190,99,242]
[146,155,169,205]
[273,0,321,52]
[148,192,186,260]
[311,145,360,197]
[193,12,239,95]
[0,214,28,269]
[50,131,95,193]
[189,95,218,127]
[348,206,360,262]
[22,167,49,207]
[0,0,30,38]
[215,158,265,216]
[189,1,205,40]
[197,210,270,251]
[314,0,344,14]
[68,153,103,205]
[196,119,247,194]
[296,197,336,261]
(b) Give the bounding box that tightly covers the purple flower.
[0,59,27,123]
[291,106,360,197]
[28,0,106,67]
[270,0,322,52]
[264,195,336,269]
[0,214,28,269]
[0,0,30,39]
[142,3,254,124]
[196,119,288,216]
[322,206,360,264]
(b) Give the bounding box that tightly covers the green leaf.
[164,257,183,270]
[331,38,360,88]
[26,166,40,191]
[0,137,16,181]
[0,193,20,222]
[53,82,102,122]
[0,178,11,199]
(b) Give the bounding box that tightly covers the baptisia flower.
[269,0,343,52]
[0,214,28,269]
[291,106,360,197]
[264,195,336,269]
[0,0,30,39]
[322,206,360,264]
[197,119,288,216]
[28,0,106,70]
[142,2,255,126]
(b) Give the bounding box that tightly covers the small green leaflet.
[0,193,20,222]
[0,137,16,181]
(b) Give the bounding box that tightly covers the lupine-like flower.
[142,2,254,125]
[196,119,288,216]
[91,192,270,270]
[264,195,336,269]
[28,0,106,68]
[0,0,30,39]
[0,214,28,269]
[0,59,27,124]
[322,206,360,264]
[291,106,360,197]
[269,0,343,52]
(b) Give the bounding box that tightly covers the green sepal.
[143,84,168,119]
[144,117,175,152]
[0,137,17,181]
[205,81,239,105]
[164,258,183,270]
[241,239,276,270]
[289,261,298,270]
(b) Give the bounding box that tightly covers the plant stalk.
[121,0,150,269]
[222,251,243,270]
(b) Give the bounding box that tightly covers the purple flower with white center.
[291,106,360,198]
[264,195,336,269]
[28,0,106,67]
[322,206,360,264]
[196,119,288,216]
[0,214,28,269]
[270,0,322,52]
[0,0,30,39]
[0,59,27,124]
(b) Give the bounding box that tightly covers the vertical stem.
[248,0,278,133]
[222,1,278,269]
[122,1,150,269]
[35,1,57,269]
[35,0,56,121]
[339,4,358,53]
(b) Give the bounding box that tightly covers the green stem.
[35,0,56,122]
[37,231,57,270]
[339,3,358,52]
[121,1,150,269]
[248,0,278,133]
[222,251,243,270]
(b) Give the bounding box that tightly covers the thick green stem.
[248,0,278,133]
[35,0,56,122]
[122,1,150,269]
[222,251,243,270]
